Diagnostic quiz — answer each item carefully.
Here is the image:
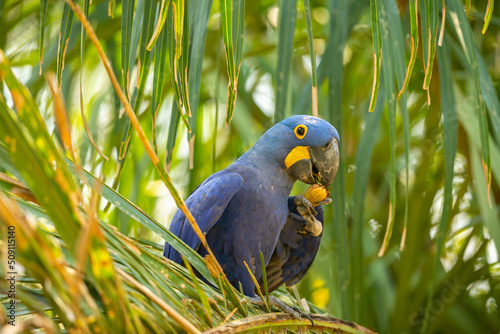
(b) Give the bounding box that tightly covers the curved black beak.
[286,139,339,188]
[309,139,339,188]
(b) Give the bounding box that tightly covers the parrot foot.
[295,195,323,237]
[294,195,317,216]
[245,296,315,326]
[298,212,322,236]
[290,306,315,326]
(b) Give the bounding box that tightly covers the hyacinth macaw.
[164,115,339,318]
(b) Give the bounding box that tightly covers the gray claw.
[303,313,315,326]
[290,306,314,325]
[315,198,332,205]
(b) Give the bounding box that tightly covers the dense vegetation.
[1,0,499,332]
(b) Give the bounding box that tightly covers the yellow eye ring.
[294,124,307,139]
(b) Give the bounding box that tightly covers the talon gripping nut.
[304,184,330,206]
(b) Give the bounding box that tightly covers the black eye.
[294,124,308,138]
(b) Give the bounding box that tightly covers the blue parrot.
[164,115,339,318]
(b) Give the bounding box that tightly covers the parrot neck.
[241,152,296,192]
[238,139,296,193]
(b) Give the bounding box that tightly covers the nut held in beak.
[304,184,330,206]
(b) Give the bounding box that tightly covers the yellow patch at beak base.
[285,146,311,169]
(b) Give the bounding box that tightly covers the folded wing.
[163,172,244,264]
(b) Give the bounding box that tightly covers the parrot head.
[249,115,339,188]
[280,115,339,188]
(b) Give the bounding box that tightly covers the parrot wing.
[262,196,324,292]
[163,172,243,264]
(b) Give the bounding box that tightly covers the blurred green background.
[1,0,500,332]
